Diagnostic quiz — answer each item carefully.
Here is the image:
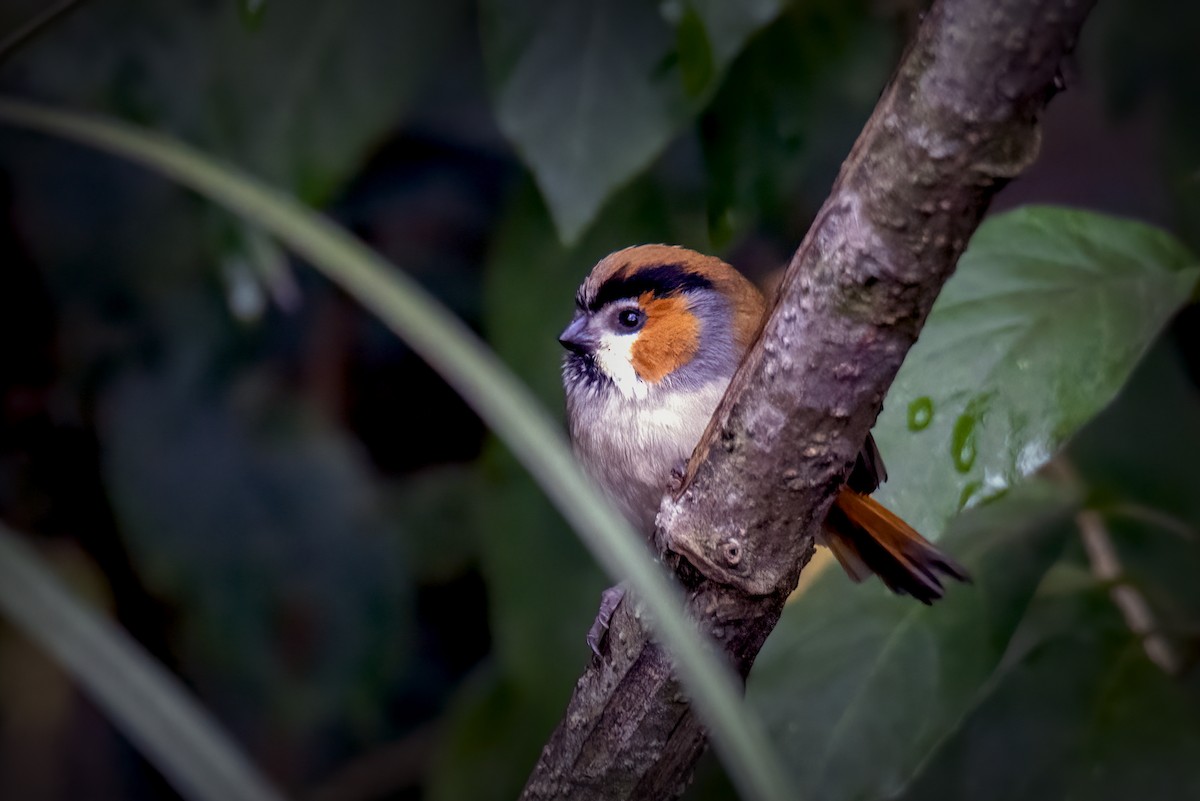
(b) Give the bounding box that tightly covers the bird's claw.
[587,585,627,656]
[667,459,688,494]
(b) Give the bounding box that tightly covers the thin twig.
[0,0,90,68]
[1076,507,1183,674]
[1050,461,1183,674]
[1102,502,1198,541]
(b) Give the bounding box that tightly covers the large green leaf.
[481,0,780,242]
[100,363,413,735]
[1,0,463,205]
[1091,0,1200,249]
[874,206,1200,538]
[699,0,893,244]
[1004,329,1200,801]
[427,667,549,801]
[0,0,465,314]
[899,585,1200,801]
[746,480,1079,801]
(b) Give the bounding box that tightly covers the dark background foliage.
[0,1,1198,800]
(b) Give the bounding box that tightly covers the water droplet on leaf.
[907,396,934,431]
[951,412,978,473]
[957,480,982,510]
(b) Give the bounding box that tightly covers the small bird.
[559,244,968,652]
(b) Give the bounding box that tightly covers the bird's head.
[559,244,766,400]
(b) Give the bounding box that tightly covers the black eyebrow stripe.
[587,263,713,311]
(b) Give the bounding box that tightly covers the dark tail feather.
[822,489,970,604]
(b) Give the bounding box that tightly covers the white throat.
[593,332,650,400]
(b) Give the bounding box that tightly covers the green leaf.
[101,365,413,734]
[892,329,1200,801]
[746,479,1080,801]
[6,0,464,205]
[1090,0,1200,249]
[427,667,550,801]
[682,0,783,65]
[699,1,892,243]
[0,100,795,801]
[675,4,715,99]
[0,0,466,324]
[381,465,485,583]
[874,206,1200,539]
[0,523,289,801]
[237,0,268,30]
[481,0,780,242]
[899,586,1200,801]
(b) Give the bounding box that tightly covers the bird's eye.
[616,308,643,330]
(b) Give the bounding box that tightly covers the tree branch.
[521,0,1097,798]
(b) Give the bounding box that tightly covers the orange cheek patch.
[630,294,700,384]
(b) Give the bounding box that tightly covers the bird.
[559,244,968,653]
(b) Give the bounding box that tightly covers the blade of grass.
[0,98,795,801]
[0,523,290,801]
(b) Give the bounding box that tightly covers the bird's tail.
[821,489,970,603]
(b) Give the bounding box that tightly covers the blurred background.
[0,0,1198,800]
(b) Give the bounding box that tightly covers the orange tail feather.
[822,489,970,603]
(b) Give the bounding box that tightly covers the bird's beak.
[558,315,596,356]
